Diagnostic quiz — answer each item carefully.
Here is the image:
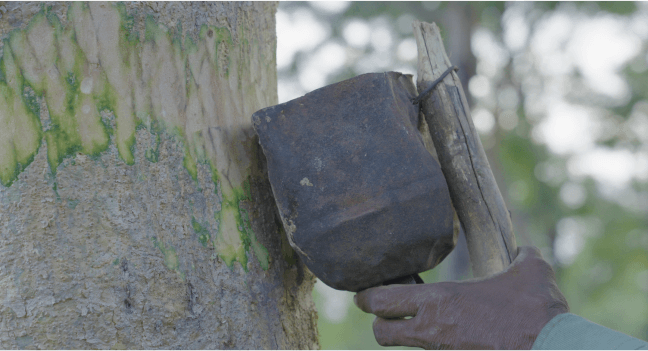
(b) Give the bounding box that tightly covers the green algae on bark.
[0,3,271,272]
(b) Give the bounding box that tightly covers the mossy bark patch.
[192,216,211,247]
[0,2,275,270]
[152,236,180,272]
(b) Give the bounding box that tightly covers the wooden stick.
[412,20,518,277]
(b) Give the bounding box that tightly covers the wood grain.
[412,20,518,277]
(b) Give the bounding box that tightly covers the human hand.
[354,246,569,349]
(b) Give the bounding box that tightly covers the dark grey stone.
[253,72,455,292]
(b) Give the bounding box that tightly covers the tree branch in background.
[412,20,518,277]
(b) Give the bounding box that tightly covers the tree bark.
[413,21,517,277]
[0,2,319,349]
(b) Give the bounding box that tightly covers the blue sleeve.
[532,313,648,350]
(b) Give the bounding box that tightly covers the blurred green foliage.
[597,2,637,14]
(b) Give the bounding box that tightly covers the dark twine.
[411,66,459,105]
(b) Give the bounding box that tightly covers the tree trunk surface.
[413,21,518,278]
[0,2,319,349]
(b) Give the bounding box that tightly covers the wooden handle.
[412,20,518,277]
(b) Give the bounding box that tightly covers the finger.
[355,284,446,319]
[494,245,543,278]
[509,245,553,276]
[372,316,420,348]
[355,285,419,318]
[514,245,542,263]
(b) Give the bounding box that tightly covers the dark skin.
[354,246,569,349]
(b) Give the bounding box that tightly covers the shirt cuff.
[532,313,648,350]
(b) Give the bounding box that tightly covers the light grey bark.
[0,2,319,349]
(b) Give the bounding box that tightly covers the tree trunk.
[0,2,319,349]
